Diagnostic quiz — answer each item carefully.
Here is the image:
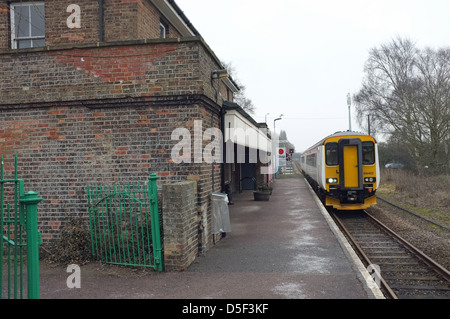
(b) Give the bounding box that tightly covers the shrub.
[43,217,92,265]
[380,168,450,209]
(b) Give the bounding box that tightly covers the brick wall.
[0,3,8,49]
[0,0,181,50]
[0,39,206,105]
[46,0,100,46]
[0,102,222,254]
[0,38,226,254]
[162,181,197,271]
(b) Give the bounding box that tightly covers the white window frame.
[160,23,167,39]
[10,1,45,49]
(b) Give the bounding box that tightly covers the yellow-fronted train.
[300,131,379,210]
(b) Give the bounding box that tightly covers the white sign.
[278,148,286,167]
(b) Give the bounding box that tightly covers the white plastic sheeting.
[211,192,231,234]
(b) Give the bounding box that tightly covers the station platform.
[37,175,384,300]
[184,176,383,299]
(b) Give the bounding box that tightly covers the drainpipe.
[220,107,226,192]
[98,0,104,42]
[211,112,215,193]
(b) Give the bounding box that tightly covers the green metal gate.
[86,174,163,271]
[1,155,43,299]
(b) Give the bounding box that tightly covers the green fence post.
[149,173,163,272]
[20,191,43,299]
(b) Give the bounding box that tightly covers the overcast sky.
[176,0,450,152]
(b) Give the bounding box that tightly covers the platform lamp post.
[273,114,283,179]
[273,114,283,135]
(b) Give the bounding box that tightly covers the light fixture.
[273,114,283,135]
[211,69,229,79]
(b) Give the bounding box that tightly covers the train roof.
[302,131,377,153]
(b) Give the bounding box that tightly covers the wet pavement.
[34,176,382,300]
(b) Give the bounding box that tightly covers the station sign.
[278,148,286,167]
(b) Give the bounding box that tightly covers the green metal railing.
[1,155,42,299]
[87,174,163,271]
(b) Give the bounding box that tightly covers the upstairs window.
[160,18,169,39]
[10,2,45,49]
[159,23,166,39]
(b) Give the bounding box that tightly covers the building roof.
[152,0,200,37]
[223,101,259,127]
[166,0,201,36]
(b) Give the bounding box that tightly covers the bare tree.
[354,37,450,173]
[222,61,256,114]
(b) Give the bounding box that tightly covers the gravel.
[367,201,450,271]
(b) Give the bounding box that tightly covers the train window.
[362,142,375,164]
[306,154,316,167]
[325,143,338,166]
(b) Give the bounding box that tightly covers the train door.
[338,139,363,190]
[343,145,359,187]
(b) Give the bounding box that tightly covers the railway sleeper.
[330,210,450,299]
[381,265,433,273]
[391,284,450,291]
[388,275,445,281]
[360,245,403,250]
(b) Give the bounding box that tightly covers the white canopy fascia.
[224,110,271,153]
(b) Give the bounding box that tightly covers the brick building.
[0,0,271,258]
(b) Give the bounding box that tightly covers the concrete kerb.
[303,179,386,299]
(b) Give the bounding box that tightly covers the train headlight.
[327,178,338,184]
[364,177,376,183]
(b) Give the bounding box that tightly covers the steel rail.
[332,210,450,299]
[330,211,398,299]
[296,160,450,298]
[365,211,450,282]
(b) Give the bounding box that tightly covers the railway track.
[331,210,450,299]
[293,160,450,298]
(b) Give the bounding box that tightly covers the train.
[300,131,379,210]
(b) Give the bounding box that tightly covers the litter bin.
[211,192,231,234]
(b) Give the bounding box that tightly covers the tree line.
[354,37,450,174]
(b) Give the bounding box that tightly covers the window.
[10,2,45,49]
[362,142,375,165]
[306,154,317,167]
[159,23,166,39]
[325,143,338,166]
[160,18,169,39]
